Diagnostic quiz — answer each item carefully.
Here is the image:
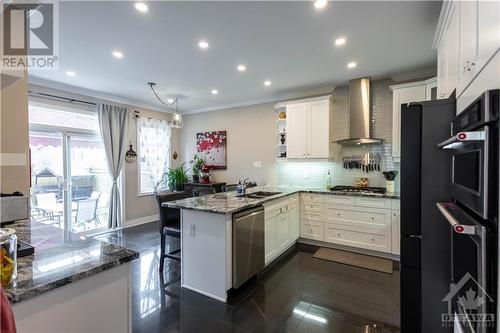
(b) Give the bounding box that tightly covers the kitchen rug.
[313,247,393,274]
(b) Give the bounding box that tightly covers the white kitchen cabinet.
[281,96,332,159]
[276,212,290,251]
[435,0,499,99]
[390,82,427,161]
[288,195,300,241]
[264,207,279,264]
[307,100,330,158]
[264,195,299,265]
[458,0,479,93]
[477,0,500,68]
[391,210,401,255]
[286,103,308,158]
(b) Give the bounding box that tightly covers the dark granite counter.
[164,186,400,214]
[4,220,138,304]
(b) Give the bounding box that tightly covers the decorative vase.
[386,180,395,193]
[280,133,286,145]
[278,111,286,119]
[192,175,200,183]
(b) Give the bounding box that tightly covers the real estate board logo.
[2,0,58,70]
[441,272,495,329]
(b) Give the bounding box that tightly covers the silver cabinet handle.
[463,60,476,72]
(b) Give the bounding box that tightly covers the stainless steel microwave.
[438,90,499,221]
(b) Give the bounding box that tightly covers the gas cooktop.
[329,185,387,194]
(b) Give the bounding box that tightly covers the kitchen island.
[164,186,400,303]
[5,220,138,332]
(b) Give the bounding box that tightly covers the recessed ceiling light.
[347,62,357,69]
[211,89,218,95]
[237,64,246,72]
[198,40,209,49]
[134,2,148,13]
[264,80,272,86]
[65,71,76,77]
[314,0,327,9]
[167,98,175,104]
[112,51,123,58]
[334,38,346,46]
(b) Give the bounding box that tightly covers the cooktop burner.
[329,185,387,194]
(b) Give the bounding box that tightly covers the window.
[138,117,172,194]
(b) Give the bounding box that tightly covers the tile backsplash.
[277,78,401,191]
[277,157,400,190]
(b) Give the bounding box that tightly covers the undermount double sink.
[239,191,282,199]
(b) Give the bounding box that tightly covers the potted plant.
[189,154,204,183]
[167,163,189,191]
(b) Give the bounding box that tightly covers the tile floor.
[95,222,401,333]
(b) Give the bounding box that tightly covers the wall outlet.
[189,224,195,237]
[253,161,262,168]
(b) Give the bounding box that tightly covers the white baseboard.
[124,214,159,228]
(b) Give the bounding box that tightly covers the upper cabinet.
[275,96,333,160]
[390,79,432,161]
[435,0,500,99]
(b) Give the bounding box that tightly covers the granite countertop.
[164,186,400,215]
[4,220,139,304]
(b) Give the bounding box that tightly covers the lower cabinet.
[391,210,401,255]
[300,194,399,255]
[264,194,299,266]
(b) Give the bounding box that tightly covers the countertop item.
[164,186,400,215]
[4,220,138,304]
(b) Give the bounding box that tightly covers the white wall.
[179,103,277,186]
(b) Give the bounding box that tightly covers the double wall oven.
[438,90,499,333]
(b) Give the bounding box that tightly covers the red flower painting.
[196,131,227,170]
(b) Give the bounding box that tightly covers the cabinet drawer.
[301,211,324,222]
[300,220,324,241]
[324,205,390,231]
[300,193,324,204]
[325,225,390,253]
[324,195,356,206]
[301,203,324,213]
[355,197,392,209]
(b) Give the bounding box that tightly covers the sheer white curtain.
[138,117,172,192]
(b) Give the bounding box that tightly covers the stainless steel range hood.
[333,77,384,145]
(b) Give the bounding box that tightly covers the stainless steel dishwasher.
[232,206,265,288]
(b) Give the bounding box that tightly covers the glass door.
[29,104,112,234]
[30,131,66,229]
[66,133,111,234]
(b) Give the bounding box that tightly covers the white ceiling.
[29,1,442,114]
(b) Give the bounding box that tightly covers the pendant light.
[171,97,183,129]
[148,82,183,128]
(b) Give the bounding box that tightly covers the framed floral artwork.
[196,131,227,170]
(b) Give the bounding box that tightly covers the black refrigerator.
[400,96,455,333]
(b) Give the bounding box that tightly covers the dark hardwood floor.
[95,222,400,333]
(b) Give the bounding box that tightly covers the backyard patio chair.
[95,192,110,226]
[73,199,98,231]
[32,193,63,227]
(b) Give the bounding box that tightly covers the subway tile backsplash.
[277,78,401,191]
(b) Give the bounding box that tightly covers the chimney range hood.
[333,77,384,146]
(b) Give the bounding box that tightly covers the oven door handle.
[437,130,486,149]
[436,202,480,235]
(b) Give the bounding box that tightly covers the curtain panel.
[137,117,172,193]
[97,104,129,229]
